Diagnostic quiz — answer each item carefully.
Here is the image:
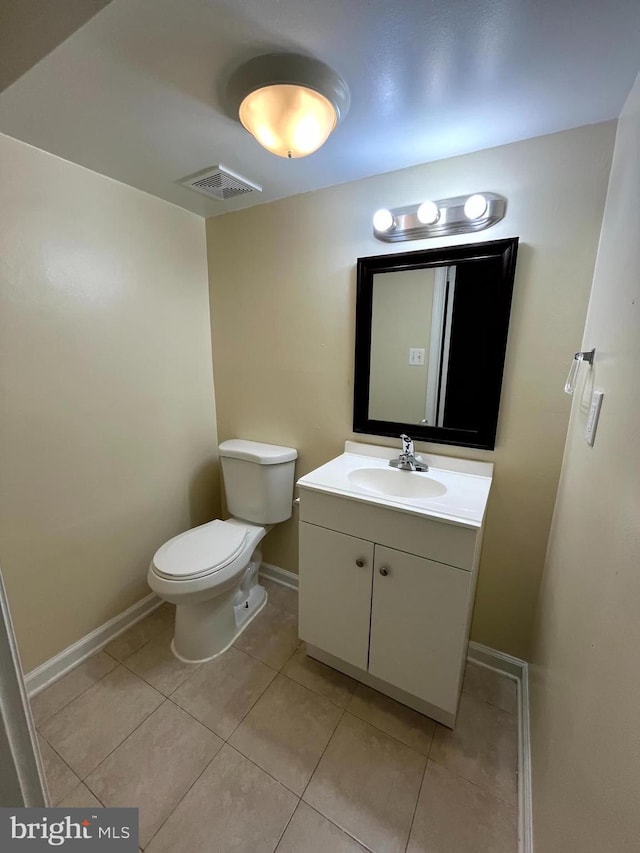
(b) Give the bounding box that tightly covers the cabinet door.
[299,522,374,670]
[369,546,472,714]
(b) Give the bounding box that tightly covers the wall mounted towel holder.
[564,348,595,395]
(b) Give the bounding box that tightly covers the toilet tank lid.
[219,439,297,465]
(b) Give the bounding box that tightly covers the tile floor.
[32,579,519,852]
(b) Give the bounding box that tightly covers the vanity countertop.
[297,441,493,529]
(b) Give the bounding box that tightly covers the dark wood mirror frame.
[353,237,519,451]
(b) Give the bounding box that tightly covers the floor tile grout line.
[299,703,348,803]
[32,653,120,728]
[342,704,435,760]
[402,755,429,853]
[34,610,173,727]
[81,696,170,789]
[225,678,347,800]
[41,694,163,809]
[303,707,430,853]
[117,653,202,700]
[272,804,298,853]
[221,742,304,805]
[301,801,377,853]
[426,754,519,808]
[141,735,231,851]
[278,663,357,710]
[231,637,302,674]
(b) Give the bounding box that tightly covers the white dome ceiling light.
[228,54,350,159]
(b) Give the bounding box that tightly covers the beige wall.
[530,76,640,851]
[0,133,219,671]
[369,268,435,423]
[207,122,615,659]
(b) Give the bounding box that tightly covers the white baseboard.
[259,562,299,589]
[25,593,161,698]
[261,572,533,853]
[27,568,296,698]
[25,566,533,853]
[468,641,532,853]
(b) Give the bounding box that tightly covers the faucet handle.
[400,434,413,456]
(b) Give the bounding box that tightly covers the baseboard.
[25,593,162,698]
[468,641,532,853]
[262,572,533,852]
[26,567,533,852]
[259,562,299,590]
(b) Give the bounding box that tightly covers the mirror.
[353,238,518,450]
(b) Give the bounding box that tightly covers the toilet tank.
[219,439,298,524]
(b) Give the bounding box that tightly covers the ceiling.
[1,0,639,218]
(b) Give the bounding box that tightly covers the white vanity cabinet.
[297,456,490,729]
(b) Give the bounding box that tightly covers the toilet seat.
[152,519,248,581]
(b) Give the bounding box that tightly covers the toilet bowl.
[147,439,297,663]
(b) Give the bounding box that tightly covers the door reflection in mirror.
[369,265,457,427]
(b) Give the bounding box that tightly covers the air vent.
[181,165,262,201]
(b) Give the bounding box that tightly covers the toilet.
[147,439,297,663]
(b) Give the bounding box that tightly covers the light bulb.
[463,194,488,220]
[373,209,395,232]
[239,84,337,158]
[416,201,440,225]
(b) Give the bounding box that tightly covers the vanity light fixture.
[372,193,506,242]
[463,193,488,220]
[227,53,350,159]
[372,208,396,233]
[416,201,440,225]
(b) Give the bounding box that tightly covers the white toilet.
[147,439,297,663]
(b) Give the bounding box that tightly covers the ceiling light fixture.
[372,193,506,242]
[228,54,350,159]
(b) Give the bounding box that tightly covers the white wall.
[530,74,640,852]
[0,134,219,671]
[207,122,615,658]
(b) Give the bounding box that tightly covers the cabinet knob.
[355,558,366,568]
[379,567,389,576]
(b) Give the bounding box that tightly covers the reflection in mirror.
[354,238,519,450]
[369,265,455,427]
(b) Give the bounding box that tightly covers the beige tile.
[171,646,276,738]
[347,684,435,755]
[31,652,119,726]
[123,629,200,696]
[86,700,222,847]
[282,646,357,708]
[38,735,80,805]
[276,801,368,853]
[463,663,518,714]
[146,745,297,853]
[40,666,163,779]
[105,604,175,662]
[58,782,103,809]
[304,713,426,853]
[407,760,518,853]
[234,600,300,670]
[230,674,342,795]
[262,577,298,614]
[430,692,518,804]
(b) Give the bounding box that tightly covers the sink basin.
[347,467,448,500]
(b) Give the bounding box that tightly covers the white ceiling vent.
[181,165,262,201]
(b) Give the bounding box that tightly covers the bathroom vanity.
[297,441,493,727]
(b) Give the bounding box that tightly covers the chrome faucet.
[389,434,429,472]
